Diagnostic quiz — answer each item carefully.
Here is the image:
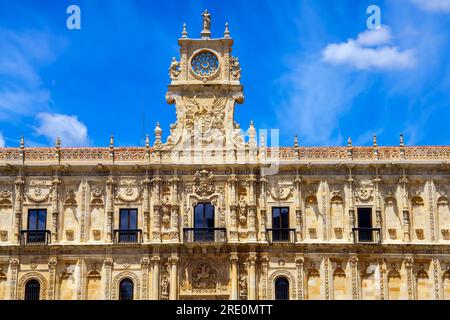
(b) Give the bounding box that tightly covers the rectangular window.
[28,209,47,230]
[119,209,138,230]
[272,207,289,229]
[357,207,373,242]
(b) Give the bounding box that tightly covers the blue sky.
[0,0,449,148]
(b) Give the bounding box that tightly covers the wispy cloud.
[34,113,90,147]
[278,58,367,146]
[412,0,450,13]
[0,28,65,120]
[322,26,416,70]
[0,132,4,147]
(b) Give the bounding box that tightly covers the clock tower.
[161,10,247,161]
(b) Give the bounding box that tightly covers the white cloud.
[322,26,416,70]
[412,0,450,12]
[0,132,4,147]
[34,113,90,147]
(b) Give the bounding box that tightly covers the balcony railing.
[113,229,142,244]
[352,228,381,243]
[20,230,51,245]
[183,228,227,243]
[267,228,296,243]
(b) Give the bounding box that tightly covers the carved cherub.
[169,57,181,79]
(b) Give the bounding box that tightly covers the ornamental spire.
[224,22,230,38]
[181,23,188,38]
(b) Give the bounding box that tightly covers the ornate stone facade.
[0,11,450,300]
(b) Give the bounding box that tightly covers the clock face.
[191,51,219,77]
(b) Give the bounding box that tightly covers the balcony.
[183,228,227,243]
[20,230,51,246]
[267,228,296,243]
[352,228,381,244]
[113,229,142,244]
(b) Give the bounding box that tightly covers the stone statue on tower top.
[201,9,211,38]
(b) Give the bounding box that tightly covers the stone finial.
[154,122,163,149]
[224,22,230,38]
[260,133,266,148]
[248,120,256,149]
[181,23,188,38]
[55,137,61,149]
[20,136,24,149]
[373,135,378,148]
[145,134,150,148]
[400,133,404,147]
[347,137,352,147]
[109,135,114,148]
[294,135,299,148]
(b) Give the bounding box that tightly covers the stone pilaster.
[260,253,269,299]
[248,252,257,299]
[346,168,355,241]
[48,257,57,300]
[103,258,113,300]
[169,254,179,300]
[349,255,359,300]
[247,174,257,241]
[13,177,24,244]
[8,258,19,300]
[400,169,411,242]
[106,177,116,242]
[296,255,304,300]
[141,257,150,300]
[432,258,441,300]
[230,251,239,300]
[152,176,162,242]
[51,176,61,242]
[151,254,160,300]
[143,177,151,242]
[170,177,180,242]
[259,177,268,242]
[405,257,414,300]
[228,174,238,242]
[294,175,303,242]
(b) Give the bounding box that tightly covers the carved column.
[171,177,180,242]
[50,176,60,242]
[259,177,268,242]
[169,254,179,300]
[260,254,269,299]
[323,257,330,300]
[13,177,24,243]
[228,173,238,242]
[321,181,328,241]
[103,258,113,300]
[8,258,19,300]
[400,169,411,242]
[347,167,355,241]
[230,251,239,300]
[373,168,382,232]
[248,252,257,300]
[349,255,359,300]
[432,259,441,300]
[405,257,414,300]
[294,175,303,242]
[151,254,160,300]
[106,177,116,242]
[143,177,151,242]
[140,257,150,300]
[151,176,162,242]
[379,259,386,300]
[76,258,84,300]
[48,257,57,300]
[80,180,87,242]
[428,180,436,242]
[247,174,257,241]
[296,256,304,300]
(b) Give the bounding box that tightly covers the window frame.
[271,207,290,229]
[27,209,47,231]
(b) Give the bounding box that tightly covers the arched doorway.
[275,277,289,300]
[24,279,40,300]
[119,278,134,300]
